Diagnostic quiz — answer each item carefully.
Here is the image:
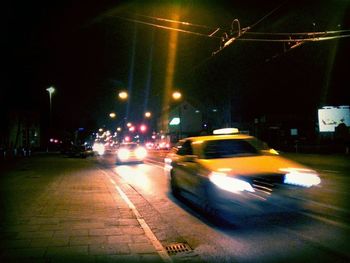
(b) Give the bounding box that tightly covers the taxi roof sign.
[213,128,239,135]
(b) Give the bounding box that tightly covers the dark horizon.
[3,0,349,135]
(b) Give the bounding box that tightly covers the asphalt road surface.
[0,151,349,262]
[99,150,350,263]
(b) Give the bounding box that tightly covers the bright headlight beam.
[209,172,254,193]
[135,147,147,159]
[118,149,130,161]
[280,168,321,188]
[93,143,105,155]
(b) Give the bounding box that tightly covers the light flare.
[209,172,255,193]
[280,168,321,188]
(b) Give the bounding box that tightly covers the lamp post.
[46,86,55,117]
[118,90,128,100]
[172,91,182,140]
[46,86,55,152]
[117,90,129,141]
[144,111,151,118]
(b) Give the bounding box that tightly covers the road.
[0,151,349,262]
[99,150,350,262]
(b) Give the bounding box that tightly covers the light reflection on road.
[114,163,165,196]
[109,157,350,262]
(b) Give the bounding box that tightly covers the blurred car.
[156,142,170,150]
[164,128,321,222]
[64,144,94,158]
[116,142,147,164]
[92,142,105,155]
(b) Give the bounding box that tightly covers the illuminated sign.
[213,128,239,135]
[169,117,180,125]
[318,106,350,132]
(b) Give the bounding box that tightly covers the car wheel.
[170,171,181,197]
[201,184,221,219]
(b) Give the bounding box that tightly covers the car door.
[174,140,200,195]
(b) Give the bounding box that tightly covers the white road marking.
[299,211,350,230]
[318,169,341,174]
[100,169,172,262]
[144,159,166,169]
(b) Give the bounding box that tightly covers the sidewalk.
[0,154,164,262]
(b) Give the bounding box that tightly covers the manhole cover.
[165,242,192,255]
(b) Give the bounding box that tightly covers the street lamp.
[144,111,151,118]
[46,86,55,152]
[171,91,182,140]
[172,91,182,100]
[109,112,116,118]
[46,86,55,115]
[118,91,128,100]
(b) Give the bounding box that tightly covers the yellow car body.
[165,134,321,220]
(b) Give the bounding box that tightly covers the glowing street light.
[172,91,182,100]
[172,90,183,140]
[140,124,147,132]
[109,112,116,118]
[46,86,55,114]
[118,91,128,100]
[145,111,151,118]
[127,122,132,128]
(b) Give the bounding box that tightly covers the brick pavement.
[0,154,165,262]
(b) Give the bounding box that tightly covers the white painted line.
[299,211,350,230]
[318,169,341,174]
[298,197,350,213]
[144,158,165,168]
[102,170,172,262]
[144,160,165,170]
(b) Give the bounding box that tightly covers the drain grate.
[165,242,192,255]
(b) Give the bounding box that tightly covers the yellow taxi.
[164,128,321,221]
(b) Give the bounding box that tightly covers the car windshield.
[201,139,260,159]
[120,143,138,150]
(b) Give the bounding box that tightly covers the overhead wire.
[245,29,350,36]
[130,12,218,31]
[236,34,350,42]
[106,14,221,39]
[107,13,350,43]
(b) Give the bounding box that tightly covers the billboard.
[318,106,350,132]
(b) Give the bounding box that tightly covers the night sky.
[3,0,350,134]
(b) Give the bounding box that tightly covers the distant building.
[169,100,202,134]
[157,101,202,144]
[5,111,41,151]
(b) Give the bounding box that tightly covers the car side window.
[177,140,193,156]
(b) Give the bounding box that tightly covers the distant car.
[156,142,170,150]
[116,143,147,164]
[165,129,321,222]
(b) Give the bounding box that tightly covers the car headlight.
[209,172,255,193]
[135,147,147,159]
[93,143,105,155]
[118,149,130,161]
[280,168,321,188]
